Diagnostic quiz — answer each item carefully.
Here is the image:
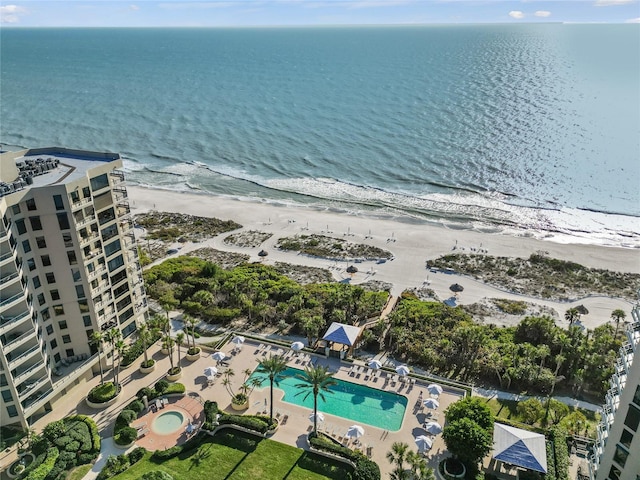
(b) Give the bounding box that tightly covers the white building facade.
[0,147,148,428]
[590,294,640,480]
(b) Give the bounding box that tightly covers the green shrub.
[56,450,77,469]
[88,382,118,403]
[141,471,174,480]
[128,447,146,464]
[165,383,185,395]
[77,453,96,465]
[96,454,130,480]
[114,427,137,446]
[116,410,137,428]
[352,457,380,480]
[121,331,161,366]
[550,427,569,480]
[136,387,156,401]
[69,415,100,453]
[25,447,59,480]
[43,421,65,443]
[155,380,169,394]
[309,434,361,462]
[53,436,71,448]
[126,399,145,414]
[218,414,270,433]
[151,434,204,461]
[64,440,80,453]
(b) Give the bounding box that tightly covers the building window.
[63,233,73,247]
[27,258,36,271]
[83,315,92,327]
[11,204,20,214]
[1,390,13,402]
[57,213,70,230]
[75,285,86,299]
[86,329,94,340]
[609,465,622,480]
[624,404,640,432]
[53,305,64,316]
[58,320,68,329]
[613,445,628,467]
[90,173,109,192]
[37,293,46,306]
[7,405,18,417]
[65,348,74,357]
[26,198,37,211]
[82,186,91,198]
[50,339,58,350]
[53,194,64,210]
[620,429,634,449]
[41,308,50,321]
[36,236,47,248]
[15,219,26,234]
[22,239,31,253]
[71,268,81,282]
[33,275,41,289]
[46,272,56,284]
[54,353,61,363]
[50,289,60,301]
[633,385,640,407]
[70,191,80,203]
[98,207,116,226]
[79,299,89,313]
[104,239,121,257]
[41,255,51,267]
[122,319,137,338]
[29,216,43,231]
[101,224,118,241]
[67,250,77,265]
[46,324,53,335]
[0,374,7,387]
[107,254,124,272]
[62,335,71,344]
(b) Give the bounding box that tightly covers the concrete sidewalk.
[474,387,601,412]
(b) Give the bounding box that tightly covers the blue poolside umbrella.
[423,398,439,410]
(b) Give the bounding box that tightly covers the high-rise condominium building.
[0,147,147,428]
[590,294,640,480]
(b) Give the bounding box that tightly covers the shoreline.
[128,185,637,331]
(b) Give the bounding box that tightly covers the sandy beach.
[128,186,639,328]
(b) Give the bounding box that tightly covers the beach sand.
[128,186,639,329]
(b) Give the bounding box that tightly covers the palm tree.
[386,442,409,479]
[176,332,186,366]
[90,331,105,384]
[257,354,288,422]
[105,328,122,384]
[137,323,153,367]
[164,333,176,373]
[565,308,580,327]
[611,309,626,337]
[295,365,337,435]
[183,314,199,352]
[406,450,434,480]
[114,339,126,386]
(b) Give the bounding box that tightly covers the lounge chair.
[137,428,149,438]
[281,415,289,425]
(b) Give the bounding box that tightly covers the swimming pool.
[249,366,407,430]
[152,411,185,435]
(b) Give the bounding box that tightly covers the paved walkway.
[473,387,601,412]
[83,437,134,480]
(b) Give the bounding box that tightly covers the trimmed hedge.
[151,433,204,461]
[549,427,569,480]
[88,382,119,403]
[67,414,101,454]
[128,447,147,464]
[114,427,137,446]
[126,399,145,415]
[166,383,185,395]
[218,414,272,434]
[203,400,219,430]
[545,439,557,480]
[25,447,59,480]
[309,434,360,462]
[135,383,185,401]
[352,457,381,480]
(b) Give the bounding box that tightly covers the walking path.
[473,387,601,412]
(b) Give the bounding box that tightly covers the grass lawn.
[112,430,350,480]
[67,464,93,480]
[482,398,599,437]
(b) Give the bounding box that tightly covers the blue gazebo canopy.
[322,322,361,347]
[493,423,547,473]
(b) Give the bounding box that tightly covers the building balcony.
[22,387,53,412]
[83,249,103,264]
[110,170,125,184]
[1,328,37,353]
[11,354,44,383]
[75,215,97,230]
[0,310,31,334]
[17,372,49,398]
[88,265,107,282]
[8,343,41,370]
[71,197,93,211]
[79,232,100,247]
[0,290,28,312]
[0,270,21,288]
[0,249,16,268]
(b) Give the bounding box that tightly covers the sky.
[0,0,639,27]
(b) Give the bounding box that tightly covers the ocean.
[1,25,638,247]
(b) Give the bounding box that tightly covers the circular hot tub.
[152,411,186,435]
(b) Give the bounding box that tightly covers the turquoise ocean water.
[1,25,638,246]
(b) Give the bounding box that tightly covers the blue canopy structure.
[493,423,547,473]
[322,322,361,347]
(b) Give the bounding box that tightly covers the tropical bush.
[121,329,161,367]
[128,447,147,464]
[87,382,118,403]
[165,383,186,395]
[217,414,272,434]
[154,380,169,394]
[24,447,58,480]
[126,399,145,415]
[151,434,204,461]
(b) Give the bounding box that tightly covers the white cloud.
[159,2,240,10]
[0,4,27,23]
[625,16,640,22]
[594,0,634,6]
[535,10,551,17]
[508,10,525,19]
[130,4,140,11]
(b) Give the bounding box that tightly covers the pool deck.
[24,337,465,479]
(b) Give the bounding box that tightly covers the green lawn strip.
[111,431,348,480]
[67,464,93,480]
